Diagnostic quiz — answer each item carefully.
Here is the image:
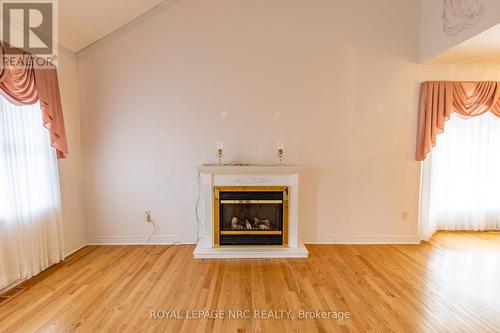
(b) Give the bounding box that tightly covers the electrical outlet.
[145,209,152,222]
[401,210,408,221]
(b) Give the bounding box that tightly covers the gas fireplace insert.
[214,186,288,246]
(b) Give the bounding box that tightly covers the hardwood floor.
[1,232,500,332]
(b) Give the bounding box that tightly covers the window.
[0,93,63,290]
[421,113,500,238]
[0,95,60,221]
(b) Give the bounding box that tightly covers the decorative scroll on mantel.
[233,177,271,185]
[0,43,68,158]
[416,81,500,161]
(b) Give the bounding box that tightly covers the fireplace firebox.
[214,186,288,246]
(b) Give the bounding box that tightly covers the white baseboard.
[64,239,88,257]
[87,235,198,245]
[302,235,420,244]
[85,235,420,246]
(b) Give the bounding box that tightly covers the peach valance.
[0,44,68,158]
[416,81,500,161]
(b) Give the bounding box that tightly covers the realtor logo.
[1,0,57,67]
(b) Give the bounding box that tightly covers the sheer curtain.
[0,94,63,291]
[420,113,500,240]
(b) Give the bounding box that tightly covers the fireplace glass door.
[215,187,288,246]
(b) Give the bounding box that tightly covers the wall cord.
[144,170,202,255]
[144,219,181,255]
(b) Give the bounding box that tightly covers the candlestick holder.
[276,140,284,166]
[216,141,224,166]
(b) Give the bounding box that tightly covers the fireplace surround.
[194,165,309,258]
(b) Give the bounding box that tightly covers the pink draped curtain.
[0,44,68,158]
[416,81,500,161]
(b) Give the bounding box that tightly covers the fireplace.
[214,186,288,246]
[194,165,308,258]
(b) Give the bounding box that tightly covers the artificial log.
[230,217,245,230]
[254,217,271,230]
[230,216,273,231]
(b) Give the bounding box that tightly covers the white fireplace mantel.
[193,164,309,259]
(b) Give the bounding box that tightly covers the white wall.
[420,64,500,81]
[420,0,500,62]
[57,47,87,254]
[77,0,424,244]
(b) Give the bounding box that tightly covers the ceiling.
[426,24,500,65]
[59,1,500,62]
[59,0,165,53]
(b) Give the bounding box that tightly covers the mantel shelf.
[198,164,305,175]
